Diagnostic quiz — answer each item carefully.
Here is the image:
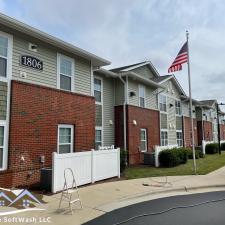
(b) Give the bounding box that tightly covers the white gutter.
[118,75,128,165]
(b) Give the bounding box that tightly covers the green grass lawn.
[124,152,225,179]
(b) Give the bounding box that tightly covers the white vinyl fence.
[154,145,178,167]
[202,140,225,155]
[52,148,120,193]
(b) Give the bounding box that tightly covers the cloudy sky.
[1,0,225,105]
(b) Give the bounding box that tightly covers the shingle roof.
[110,61,148,72]
[150,75,172,83]
[199,100,217,107]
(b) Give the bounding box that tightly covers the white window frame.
[57,124,74,154]
[0,31,12,82]
[160,129,168,146]
[0,122,7,170]
[57,53,75,92]
[175,100,182,116]
[95,127,103,149]
[94,76,103,105]
[140,128,147,152]
[138,85,145,108]
[0,31,13,171]
[159,94,167,113]
[176,130,183,147]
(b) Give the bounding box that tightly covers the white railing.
[52,148,120,193]
[154,145,178,167]
[202,140,225,155]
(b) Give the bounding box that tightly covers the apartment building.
[0,13,224,187]
[0,13,110,187]
[94,62,201,164]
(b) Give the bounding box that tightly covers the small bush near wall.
[187,149,204,159]
[221,143,225,151]
[159,148,188,167]
[205,143,219,154]
[120,149,127,172]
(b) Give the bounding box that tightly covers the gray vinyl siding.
[12,35,91,95]
[0,82,7,120]
[160,80,180,99]
[74,58,91,95]
[103,76,115,146]
[167,96,176,145]
[160,113,167,129]
[115,79,124,106]
[182,101,196,118]
[12,36,57,88]
[196,107,203,121]
[132,65,155,79]
[176,116,183,130]
[128,79,157,110]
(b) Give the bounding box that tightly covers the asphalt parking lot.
[84,191,225,225]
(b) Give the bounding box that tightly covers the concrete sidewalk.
[3,166,225,225]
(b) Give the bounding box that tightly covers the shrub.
[187,149,204,159]
[197,149,204,158]
[205,143,218,154]
[120,149,127,172]
[159,148,188,167]
[221,143,225,151]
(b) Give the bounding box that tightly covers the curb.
[95,184,225,213]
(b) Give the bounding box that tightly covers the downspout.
[119,74,128,165]
[201,107,205,141]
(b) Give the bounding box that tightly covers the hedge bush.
[205,143,218,154]
[159,148,188,167]
[221,143,225,151]
[187,149,204,159]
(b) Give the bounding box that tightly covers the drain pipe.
[119,74,128,165]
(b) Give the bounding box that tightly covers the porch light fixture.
[109,120,113,125]
[169,103,174,108]
[133,120,137,125]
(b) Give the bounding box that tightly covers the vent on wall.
[28,43,38,52]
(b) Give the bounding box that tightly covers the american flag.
[168,42,188,73]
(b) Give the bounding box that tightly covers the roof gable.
[110,61,160,78]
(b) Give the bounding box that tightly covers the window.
[139,85,145,108]
[94,78,102,103]
[161,131,168,146]
[0,126,5,169]
[175,100,181,115]
[0,32,12,81]
[159,95,167,112]
[57,54,74,91]
[95,128,102,149]
[0,36,7,78]
[176,131,183,147]
[140,129,147,152]
[58,125,74,154]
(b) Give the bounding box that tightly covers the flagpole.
[186,30,197,174]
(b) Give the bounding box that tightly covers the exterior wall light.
[133,120,137,125]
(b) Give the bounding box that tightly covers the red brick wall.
[114,105,125,149]
[183,116,198,147]
[203,121,213,141]
[220,124,225,140]
[0,80,95,188]
[197,120,213,145]
[127,105,160,165]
